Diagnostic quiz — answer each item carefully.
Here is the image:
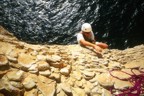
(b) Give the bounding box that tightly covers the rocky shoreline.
[0,26,144,96]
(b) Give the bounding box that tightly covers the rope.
[109,69,144,96]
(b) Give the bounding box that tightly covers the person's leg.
[96,42,108,49]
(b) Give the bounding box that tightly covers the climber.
[77,23,108,53]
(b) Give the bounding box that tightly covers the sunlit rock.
[0,55,8,66]
[39,70,51,76]
[110,70,131,80]
[47,55,61,62]
[124,58,144,69]
[60,83,72,94]
[37,60,50,71]
[22,76,36,90]
[18,53,37,69]
[72,87,87,96]
[6,70,24,81]
[24,89,38,96]
[108,61,121,69]
[114,79,133,90]
[83,70,95,80]
[49,73,61,82]
[37,55,47,61]
[96,73,114,87]
[10,81,23,89]
[37,79,56,96]
[60,65,71,76]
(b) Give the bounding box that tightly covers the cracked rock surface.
[0,26,144,96]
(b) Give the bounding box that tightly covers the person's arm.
[79,39,102,52]
[79,39,95,47]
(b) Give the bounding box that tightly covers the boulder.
[18,53,37,69]
[6,70,24,81]
[37,61,50,71]
[0,55,8,66]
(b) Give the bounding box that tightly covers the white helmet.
[81,23,92,32]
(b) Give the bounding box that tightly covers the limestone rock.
[37,61,50,71]
[110,70,131,79]
[83,70,95,80]
[50,62,63,68]
[96,73,114,87]
[10,81,23,88]
[102,89,112,96]
[22,76,36,90]
[37,55,47,61]
[114,79,133,90]
[24,89,38,96]
[39,70,51,76]
[6,48,21,62]
[57,90,67,96]
[72,71,82,81]
[28,64,38,72]
[6,70,24,81]
[38,75,54,84]
[108,61,121,69]
[72,87,87,96]
[0,55,8,66]
[60,68,69,76]
[49,73,61,82]
[47,55,61,62]
[60,83,72,94]
[37,79,56,96]
[0,41,15,55]
[18,53,37,69]
[124,58,144,69]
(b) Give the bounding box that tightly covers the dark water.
[0,0,144,49]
